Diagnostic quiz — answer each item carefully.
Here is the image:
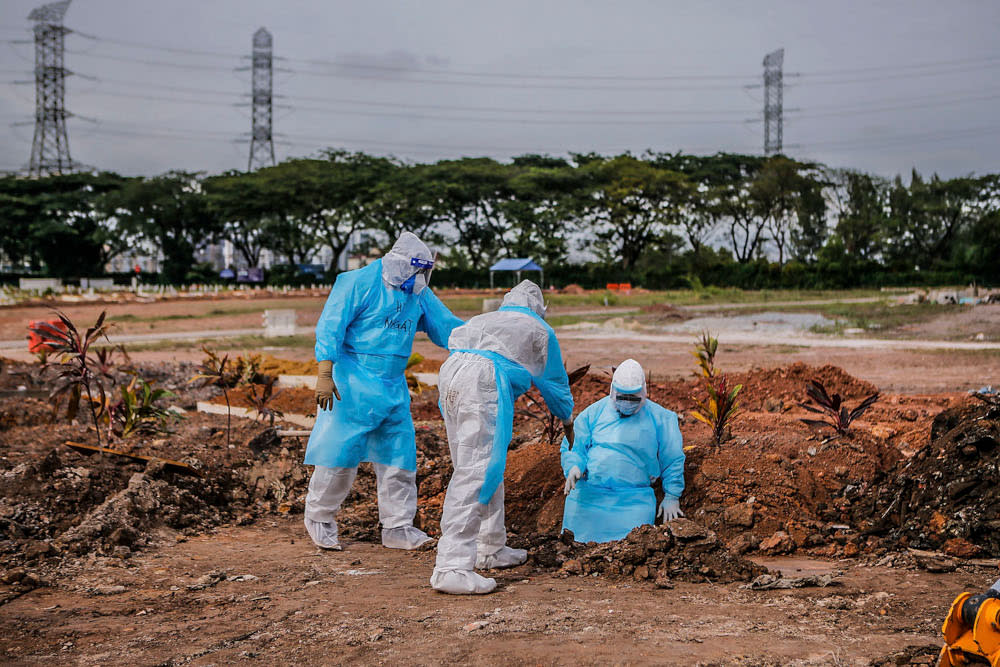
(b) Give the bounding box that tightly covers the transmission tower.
[28,0,74,177]
[763,47,784,156]
[248,27,275,171]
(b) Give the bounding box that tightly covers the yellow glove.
[316,360,340,410]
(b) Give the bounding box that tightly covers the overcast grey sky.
[2,0,998,178]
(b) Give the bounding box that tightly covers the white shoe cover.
[382,525,432,550]
[304,517,342,550]
[430,569,497,595]
[476,546,527,570]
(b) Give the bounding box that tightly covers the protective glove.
[562,419,575,449]
[315,359,340,410]
[657,496,683,522]
[564,465,583,496]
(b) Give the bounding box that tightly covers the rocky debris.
[759,531,795,555]
[722,503,755,528]
[515,519,766,584]
[870,644,942,666]
[187,570,228,590]
[850,401,1000,556]
[743,573,840,590]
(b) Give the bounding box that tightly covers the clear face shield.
[399,254,435,294]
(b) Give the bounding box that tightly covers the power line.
[800,125,1000,150]
[787,91,1000,121]
[65,28,1000,83]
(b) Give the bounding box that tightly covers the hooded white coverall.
[430,280,574,594]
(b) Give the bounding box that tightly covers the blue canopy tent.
[489,258,543,289]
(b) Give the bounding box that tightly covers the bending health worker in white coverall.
[431,280,574,594]
[561,359,685,543]
[303,232,462,551]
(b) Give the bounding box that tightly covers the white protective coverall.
[430,280,574,594]
[304,232,462,551]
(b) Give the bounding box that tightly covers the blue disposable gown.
[304,259,462,471]
[560,397,684,543]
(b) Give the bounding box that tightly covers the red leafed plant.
[29,310,118,448]
[799,379,879,436]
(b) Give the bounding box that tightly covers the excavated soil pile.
[849,399,1000,557]
[513,518,766,584]
[503,362,961,558]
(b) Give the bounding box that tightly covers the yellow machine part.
[939,592,1000,666]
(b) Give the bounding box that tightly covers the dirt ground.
[4,516,997,666]
[3,292,1000,664]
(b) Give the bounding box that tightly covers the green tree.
[827,169,889,261]
[108,172,218,283]
[751,157,826,266]
[499,156,583,268]
[284,151,396,273]
[0,172,129,277]
[426,157,511,269]
[368,163,444,254]
[577,155,690,271]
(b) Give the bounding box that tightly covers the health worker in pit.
[560,358,685,543]
[431,280,574,595]
[302,232,462,552]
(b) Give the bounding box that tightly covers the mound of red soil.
[732,362,880,412]
[502,362,964,559]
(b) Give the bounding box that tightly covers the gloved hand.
[562,419,575,449]
[315,359,341,410]
[564,465,583,496]
[657,497,683,522]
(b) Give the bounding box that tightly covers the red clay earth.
[1,356,997,664]
[201,360,971,560]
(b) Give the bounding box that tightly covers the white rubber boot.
[382,525,432,550]
[430,569,497,595]
[304,517,342,550]
[476,546,527,570]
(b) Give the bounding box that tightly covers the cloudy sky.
[1,0,998,178]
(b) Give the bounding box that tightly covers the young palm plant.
[691,374,742,445]
[29,311,117,449]
[247,377,284,427]
[108,376,178,441]
[692,331,719,379]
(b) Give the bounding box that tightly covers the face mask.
[616,395,641,416]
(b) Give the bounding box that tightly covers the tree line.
[1,150,998,288]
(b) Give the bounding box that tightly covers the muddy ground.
[1,351,999,664]
[4,517,998,666]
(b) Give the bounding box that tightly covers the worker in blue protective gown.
[430,280,574,595]
[303,232,462,552]
[561,358,685,544]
